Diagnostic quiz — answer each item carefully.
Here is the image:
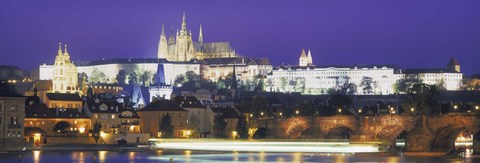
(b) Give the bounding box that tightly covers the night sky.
[1,0,479,75]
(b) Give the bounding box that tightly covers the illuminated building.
[137,100,188,138]
[44,93,82,109]
[158,13,236,61]
[266,50,464,95]
[51,43,79,93]
[149,64,173,101]
[0,83,26,144]
[24,103,91,136]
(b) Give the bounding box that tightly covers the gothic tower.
[158,24,168,59]
[175,12,193,61]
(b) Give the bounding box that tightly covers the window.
[111,115,116,119]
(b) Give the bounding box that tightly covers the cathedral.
[157,13,236,61]
[52,43,78,93]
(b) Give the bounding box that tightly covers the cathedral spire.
[180,12,188,35]
[57,42,63,55]
[199,24,203,44]
[64,44,68,55]
[161,24,165,36]
[300,49,306,58]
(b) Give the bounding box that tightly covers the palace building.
[266,49,463,95]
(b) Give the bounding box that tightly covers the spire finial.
[181,12,187,35]
[199,24,203,43]
[161,24,165,36]
[64,44,68,54]
[58,42,62,55]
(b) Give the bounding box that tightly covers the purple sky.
[1,0,479,75]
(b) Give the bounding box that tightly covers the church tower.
[306,49,313,66]
[52,43,78,93]
[175,12,193,61]
[158,24,168,59]
[299,49,308,66]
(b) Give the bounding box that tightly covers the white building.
[400,58,463,91]
[266,50,463,95]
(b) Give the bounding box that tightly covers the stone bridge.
[254,113,480,152]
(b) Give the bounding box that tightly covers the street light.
[410,108,415,112]
[338,108,342,113]
[476,106,479,110]
[358,109,362,113]
[454,105,458,110]
[260,112,264,116]
[295,110,299,115]
[279,112,283,116]
[250,114,253,117]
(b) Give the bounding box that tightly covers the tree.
[280,77,287,91]
[90,121,102,144]
[213,114,226,138]
[128,72,138,84]
[89,68,107,84]
[236,115,249,139]
[255,78,265,92]
[53,121,70,133]
[402,83,440,114]
[159,113,174,138]
[140,71,152,86]
[360,76,375,94]
[174,74,186,87]
[340,83,357,95]
[116,70,127,85]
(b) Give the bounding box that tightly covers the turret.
[168,25,175,44]
[57,42,63,55]
[447,57,461,73]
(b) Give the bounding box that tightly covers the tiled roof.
[0,83,23,97]
[84,101,126,113]
[140,100,187,112]
[77,58,200,66]
[402,68,458,74]
[447,58,460,66]
[25,103,90,118]
[275,64,397,70]
[46,93,81,101]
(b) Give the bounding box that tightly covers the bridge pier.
[350,116,377,144]
[406,116,433,151]
[473,132,480,154]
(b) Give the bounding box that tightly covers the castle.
[157,13,236,61]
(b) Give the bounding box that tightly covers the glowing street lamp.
[338,108,342,113]
[295,110,299,115]
[250,114,253,118]
[260,112,264,116]
[476,106,479,110]
[279,112,283,116]
[410,108,415,112]
[358,109,362,113]
[454,105,458,110]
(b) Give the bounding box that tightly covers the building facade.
[158,13,236,61]
[266,51,463,95]
[52,43,79,93]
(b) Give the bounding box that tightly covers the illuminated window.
[112,115,116,119]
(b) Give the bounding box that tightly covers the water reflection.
[33,150,40,163]
[1,150,479,163]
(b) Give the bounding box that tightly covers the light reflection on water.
[1,149,479,163]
